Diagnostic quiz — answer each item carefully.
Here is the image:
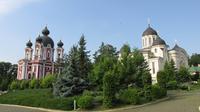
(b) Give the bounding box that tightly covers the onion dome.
[152,37,166,46]
[26,40,32,48]
[40,26,54,48]
[142,26,158,36]
[36,35,42,43]
[57,40,64,47]
[42,26,50,36]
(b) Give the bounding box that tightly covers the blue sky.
[0,0,199,64]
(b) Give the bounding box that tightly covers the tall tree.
[89,44,118,90]
[78,35,91,80]
[0,62,17,91]
[177,66,190,83]
[189,53,200,66]
[53,46,88,97]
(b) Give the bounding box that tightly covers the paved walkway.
[0,105,47,112]
[114,90,200,112]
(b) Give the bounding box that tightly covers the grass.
[0,89,75,110]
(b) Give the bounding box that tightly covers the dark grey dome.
[36,27,54,48]
[26,40,32,48]
[152,37,166,46]
[36,35,42,43]
[40,36,54,48]
[142,26,158,36]
[57,40,64,47]
[42,26,50,35]
[172,44,187,55]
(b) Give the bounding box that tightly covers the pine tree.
[53,46,88,97]
[78,35,91,80]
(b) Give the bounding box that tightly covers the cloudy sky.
[0,0,199,63]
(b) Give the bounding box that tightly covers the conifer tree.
[53,46,88,97]
[78,35,91,80]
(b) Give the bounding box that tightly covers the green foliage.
[78,35,91,80]
[143,85,152,101]
[41,74,56,88]
[89,43,118,90]
[189,53,200,66]
[119,88,140,104]
[10,80,19,90]
[157,71,167,88]
[151,85,167,99]
[53,46,88,97]
[0,62,17,91]
[0,89,74,110]
[166,80,178,90]
[177,66,190,83]
[29,79,40,89]
[157,61,177,89]
[118,49,151,89]
[103,71,118,108]
[0,79,10,91]
[20,80,29,90]
[77,95,94,109]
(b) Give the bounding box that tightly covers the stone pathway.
[0,105,47,112]
[114,90,200,112]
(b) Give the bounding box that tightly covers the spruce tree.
[53,46,88,97]
[78,35,91,80]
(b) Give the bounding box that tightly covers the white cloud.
[0,0,41,15]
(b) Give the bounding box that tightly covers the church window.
[143,39,144,47]
[145,38,147,46]
[155,48,157,53]
[47,51,50,58]
[149,38,151,45]
[152,62,155,74]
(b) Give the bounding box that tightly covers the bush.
[103,72,118,108]
[166,80,178,90]
[119,88,140,104]
[20,80,29,90]
[0,79,9,91]
[151,85,167,99]
[82,90,94,96]
[29,79,40,89]
[41,75,56,88]
[10,80,19,90]
[94,95,103,105]
[143,85,152,102]
[77,95,94,109]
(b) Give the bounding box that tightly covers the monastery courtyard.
[0,90,199,112]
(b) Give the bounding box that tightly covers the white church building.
[140,24,189,84]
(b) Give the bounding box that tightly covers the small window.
[152,62,155,74]
[155,48,157,53]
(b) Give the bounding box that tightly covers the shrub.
[77,95,93,109]
[10,80,19,90]
[94,95,103,105]
[103,72,118,108]
[143,85,152,102]
[20,80,29,90]
[157,71,167,88]
[166,80,178,90]
[119,88,140,104]
[151,85,167,99]
[29,79,40,89]
[41,75,56,88]
[0,79,9,91]
[82,90,94,96]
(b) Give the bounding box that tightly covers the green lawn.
[0,89,74,110]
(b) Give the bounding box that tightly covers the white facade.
[140,26,189,84]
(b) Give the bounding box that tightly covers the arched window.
[47,50,50,58]
[149,38,151,46]
[155,48,157,53]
